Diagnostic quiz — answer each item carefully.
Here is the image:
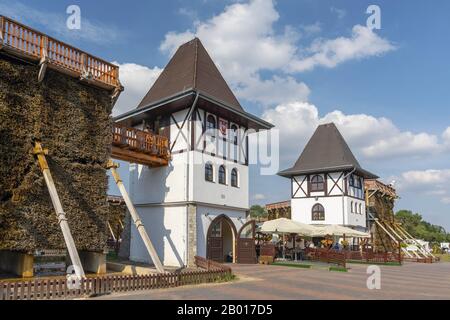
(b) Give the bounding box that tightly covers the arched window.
[359,203,362,214]
[310,175,324,192]
[219,165,226,185]
[231,168,238,187]
[350,201,354,213]
[312,204,325,221]
[207,115,216,135]
[205,163,214,182]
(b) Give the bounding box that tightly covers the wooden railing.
[1,259,232,300]
[0,15,119,89]
[112,124,170,160]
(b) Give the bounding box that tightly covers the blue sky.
[2,0,449,229]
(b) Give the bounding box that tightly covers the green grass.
[347,260,402,266]
[214,273,237,283]
[434,254,450,262]
[329,266,348,272]
[271,262,312,269]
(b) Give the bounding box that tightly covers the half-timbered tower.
[115,38,272,266]
[278,123,377,231]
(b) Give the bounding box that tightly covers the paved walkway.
[95,262,450,300]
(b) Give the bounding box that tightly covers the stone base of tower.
[0,250,34,278]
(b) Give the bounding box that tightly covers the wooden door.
[207,220,224,262]
[236,220,256,264]
[208,237,223,262]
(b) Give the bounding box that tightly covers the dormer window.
[310,175,324,192]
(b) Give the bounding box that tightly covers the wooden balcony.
[112,124,170,167]
[0,15,120,91]
[365,179,397,199]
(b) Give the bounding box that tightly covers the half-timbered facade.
[115,38,272,266]
[278,123,377,231]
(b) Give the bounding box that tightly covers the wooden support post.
[38,36,48,82]
[107,160,165,273]
[396,224,435,259]
[32,142,85,279]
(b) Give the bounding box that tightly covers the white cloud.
[253,193,266,200]
[396,169,450,204]
[330,7,347,19]
[400,169,450,186]
[262,101,449,163]
[159,0,394,106]
[112,63,162,116]
[0,1,122,44]
[443,127,450,147]
[235,75,310,105]
[290,25,396,72]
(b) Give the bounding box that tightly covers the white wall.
[292,197,344,225]
[291,195,366,228]
[196,205,247,259]
[129,205,187,267]
[129,152,188,204]
[346,197,366,227]
[170,109,190,153]
[191,152,248,209]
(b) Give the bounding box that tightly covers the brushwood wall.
[0,54,115,253]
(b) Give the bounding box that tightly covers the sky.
[2,0,449,229]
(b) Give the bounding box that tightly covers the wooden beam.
[111,146,168,167]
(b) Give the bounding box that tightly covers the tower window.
[230,124,238,145]
[219,165,226,185]
[312,204,325,221]
[205,163,214,182]
[231,168,238,187]
[310,175,324,192]
[207,115,216,134]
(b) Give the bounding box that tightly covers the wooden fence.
[343,250,402,264]
[305,248,346,268]
[305,247,402,266]
[0,256,232,300]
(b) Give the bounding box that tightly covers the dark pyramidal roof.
[278,122,378,179]
[138,38,243,111]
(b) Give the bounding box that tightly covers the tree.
[395,210,449,245]
[249,205,268,220]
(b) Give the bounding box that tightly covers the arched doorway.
[207,215,237,263]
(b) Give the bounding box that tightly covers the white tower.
[278,123,378,231]
[115,39,272,266]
